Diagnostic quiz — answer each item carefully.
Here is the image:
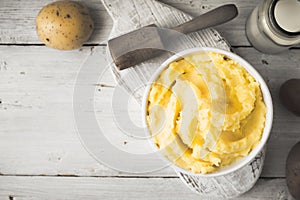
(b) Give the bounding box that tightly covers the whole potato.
[280,79,300,116]
[286,142,300,199]
[36,1,94,50]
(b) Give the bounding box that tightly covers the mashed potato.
[146,52,266,174]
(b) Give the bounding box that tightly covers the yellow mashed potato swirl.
[146,52,266,174]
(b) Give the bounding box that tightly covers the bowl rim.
[142,47,273,177]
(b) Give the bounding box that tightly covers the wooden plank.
[0,45,175,177]
[160,0,261,47]
[0,176,293,200]
[0,0,259,46]
[0,0,112,44]
[0,46,300,177]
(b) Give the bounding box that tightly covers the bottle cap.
[274,0,300,33]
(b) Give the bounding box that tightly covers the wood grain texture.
[0,45,175,177]
[0,46,299,178]
[0,0,299,198]
[0,0,112,45]
[0,0,258,46]
[0,176,294,200]
[160,0,260,46]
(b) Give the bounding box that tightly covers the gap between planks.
[0,43,107,47]
[0,174,285,180]
[0,174,178,179]
[0,44,300,50]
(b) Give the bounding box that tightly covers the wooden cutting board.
[101,0,231,103]
[93,2,264,197]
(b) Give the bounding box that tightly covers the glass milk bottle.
[246,0,300,54]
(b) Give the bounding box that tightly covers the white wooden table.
[0,0,299,199]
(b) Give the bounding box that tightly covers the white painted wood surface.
[0,0,259,46]
[0,177,294,200]
[1,46,299,178]
[0,0,300,199]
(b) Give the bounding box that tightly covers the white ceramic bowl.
[142,47,273,198]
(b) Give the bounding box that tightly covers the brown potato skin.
[279,79,300,116]
[286,142,300,199]
[36,1,94,50]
